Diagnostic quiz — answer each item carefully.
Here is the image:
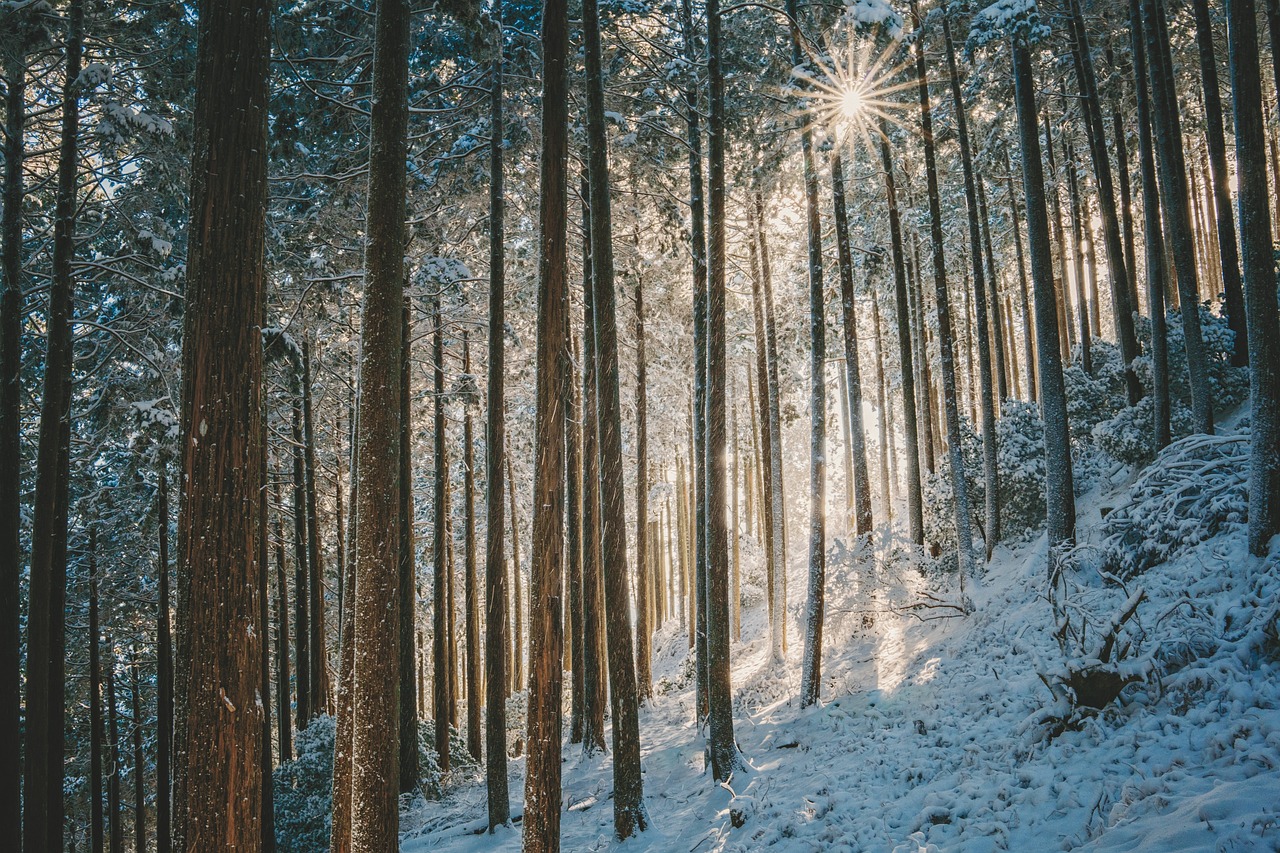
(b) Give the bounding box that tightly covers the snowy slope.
[401,420,1280,852]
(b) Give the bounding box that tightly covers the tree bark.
[634,277,651,700]
[172,1,270,849]
[1011,33,1076,560]
[523,0,570,840]
[1224,0,1280,554]
[584,0,648,829]
[23,3,83,847]
[1129,0,1171,450]
[912,1,975,581]
[90,531,105,853]
[400,297,419,791]
[349,0,410,845]
[272,479,293,762]
[944,14,999,560]
[1003,146,1037,402]
[463,332,482,762]
[432,296,452,774]
[107,652,123,853]
[291,397,312,731]
[155,463,173,853]
[1142,0,1214,433]
[129,655,147,853]
[484,12,510,823]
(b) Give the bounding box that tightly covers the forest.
[2,0,1279,849]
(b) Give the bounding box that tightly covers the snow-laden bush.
[1101,429,1250,578]
[273,716,334,853]
[1065,339,1130,441]
[923,401,1048,552]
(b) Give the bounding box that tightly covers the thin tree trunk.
[484,15,510,820]
[1065,0,1142,402]
[976,175,1009,401]
[400,297,418,790]
[832,153,874,537]
[579,189,607,753]
[0,25,27,837]
[90,531,104,853]
[107,653,123,853]
[155,463,173,853]
[1225,0,1280,554]
[634,276,652,701]
[524,0,570,839]
[584,0,648,827]
[272,479,293,762]
[757,196,788,653]
[1011,33,1076,562]
[1143,0,1214,433]
[944,15,998,560]
[1004,146,1037,402]
[349,0,410,845]
[258,402,276,851]
[1043,110,1075,361]
[330,398,359,853]
[301,337,329,713]
[173,1,270,849]
[1064,139,1093,374]
[913,1,975,582]
[292,397,311,731]
[567,331,585,746]
[129,655,146,853]
[880,132,925,544]
[431,296,451,774]
[506,445,523,695]
[1129,0,1171,451]
[23,3,83,847]
[870,292,892,520]
[705,0,738,778]
[462,332,482,762]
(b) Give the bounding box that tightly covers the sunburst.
[790,26,917,157]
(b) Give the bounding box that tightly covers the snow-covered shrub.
[1101,430,1249,578]
[1160,304,1249,411]
[1064,339,1129,442]
[273,715,334,853]
[1092,395,1196,466]
[923,401,1048,551]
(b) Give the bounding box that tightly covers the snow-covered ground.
[402,419,1280,852]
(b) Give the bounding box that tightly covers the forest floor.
[401,415,1280,852]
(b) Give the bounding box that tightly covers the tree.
[23,3,83,847]
[523,0,569,844]
[484,11,510,823]
[431,295,452,774]
[1141,0,1213,433]
[462,331,482,761]
[704,0,738,781]
[173,0,272,849]
[400,297,418,790]
[1224,0,1280,554]
[349,0,410,847]
[584,0,648,831]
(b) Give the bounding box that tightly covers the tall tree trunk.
[23,3,83,847]
[258,399,276,852]
[89,531,105,853]
[291,397,311,731]
[677,0,710,721]
[1143,0,1214,433]
[0,23,27,838]
[1043,111,1075,361]
[1225,0,1280,554]
[302,337,329,714]
[880,132,925,544]
[1011,33,1076,562]
[1064,139,1093,374]
[579,191,607,752]
[272,479,293,761]
[1065,0,1142,403]
[129,655,146,853]
[431,296,451,774]
[749,200,784,662]
[832,154,873,537]
[944,15,999,560]
[567,329,585,746]
[349,0,410,845]
[155,463,173,853]
[870,291,893,520]
[634,276,652,700]
[524,0,570,840]
[1129,0,1171,451]
[756,195,788,654]
[506,445,524,694]
[400,297,418,791]
[786,0,827,708]
[330,400,359,853]
[1003,146,1037,402]
[976,175,1009,401]
[107,652,123,853]
[584,0,648,830]
[912,1,975,582]
[173,1,270,850]
[484,12,510,823]
[1191,0,1248,366]
[705,0,738,780]
[462,332,482,762]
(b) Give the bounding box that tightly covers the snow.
[396,411,1280,852]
